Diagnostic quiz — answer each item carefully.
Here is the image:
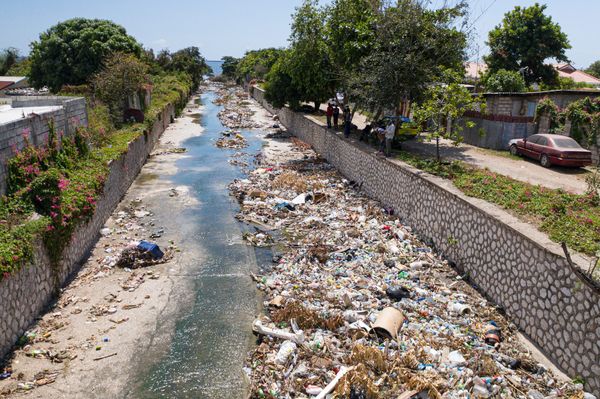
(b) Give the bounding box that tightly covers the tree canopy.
[29,18,142,92]
[0,48,20,75]
[350,0,467,115]
[92,53,149,125]
[236,48,284,82]
[586,61,600,79]
[168,47,211,88]
[221,56,239,78]
[286,0,335,108]
[483,69,527,93]
[325,0,377,94]
[484,3,570,86]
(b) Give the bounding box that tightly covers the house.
[553,63,600,87]
[460,90,600,150]
[464,62,600,88]
[464,62,488,82]
[0,76,29,95]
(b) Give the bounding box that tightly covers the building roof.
[0,81,14,91]
[0,76,29,92]
[465,62,600,86]
[552,64,600,85]
[465,62,488,80]
[480,89,600,97]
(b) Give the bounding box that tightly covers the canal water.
[131,90,264,398]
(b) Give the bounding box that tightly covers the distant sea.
[206,60,224,76]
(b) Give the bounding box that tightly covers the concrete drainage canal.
[129,89,266,398]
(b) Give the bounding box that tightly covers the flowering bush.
[0,73,191,280]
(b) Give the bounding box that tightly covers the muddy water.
[131,91,264,398]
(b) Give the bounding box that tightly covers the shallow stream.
[131,90,265,398]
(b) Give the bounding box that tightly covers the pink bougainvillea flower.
[58,178,70,191]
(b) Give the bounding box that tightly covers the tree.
[221,56,239,79]
[325,0,377,101]
[285,0,335,110]
[264,51,303,110]
[6,58,31,77]
[350,1,467,118]
[29,18,142,92]
[0,47,19,75]
[485,3,570,86]
[92,53,149,126]
[586,61,600,79]
[414,71,485,162]
[236,48,284,83]
[483,69,526,92]
[168,47,211,88]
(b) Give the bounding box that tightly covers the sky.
[0,0,598,68]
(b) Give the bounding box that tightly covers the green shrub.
[483,69,526,93]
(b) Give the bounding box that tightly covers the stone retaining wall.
[0,102,176,360]
[0,96,88,194]
[252,86,600,395]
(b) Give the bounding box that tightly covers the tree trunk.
[436,136,441,163]
[373,108,383,123]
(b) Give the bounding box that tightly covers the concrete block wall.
[0,102,175,361]
[0,96,88,195]
[252,86,600,395]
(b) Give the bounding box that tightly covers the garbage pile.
[215,131,248,149]
[213,84,261,129]
[230,144,588,398]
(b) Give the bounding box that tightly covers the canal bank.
[0,85,274,398]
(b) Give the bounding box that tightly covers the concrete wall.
[252,86,600,395]
[0,96,88,194]
[0,102,175,361]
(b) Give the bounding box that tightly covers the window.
[526,102,537,117]
[527,135,539,144]
[537,137,548,146]
[552,137,582,149]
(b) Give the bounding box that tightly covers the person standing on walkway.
[343,106,352,138]
[326,103,333,128]
[376,124,386,155]
[333,105,340,129]
[385,119,396,157]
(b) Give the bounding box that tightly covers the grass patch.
[395,151,600,257]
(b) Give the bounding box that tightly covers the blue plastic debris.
[137,240,164,259]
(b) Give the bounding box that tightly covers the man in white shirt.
[384,120,396,157]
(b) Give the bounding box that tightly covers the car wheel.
[540,154,551,168]
[509,144,519,156]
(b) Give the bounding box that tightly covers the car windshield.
[552,138,582,149]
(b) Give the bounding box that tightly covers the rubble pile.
[230,145,587,399]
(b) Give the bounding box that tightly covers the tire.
[540,154,551,168]
[509,144,519,156]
